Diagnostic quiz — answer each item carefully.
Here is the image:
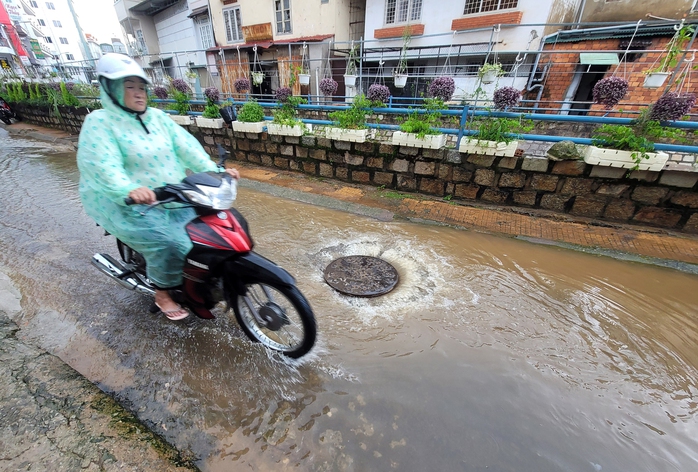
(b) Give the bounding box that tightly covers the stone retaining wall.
[12,104,698,233]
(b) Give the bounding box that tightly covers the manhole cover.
[324,256,399,297]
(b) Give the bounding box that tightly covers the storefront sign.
[29,38,44,59]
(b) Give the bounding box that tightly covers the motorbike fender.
[226,252,296,293]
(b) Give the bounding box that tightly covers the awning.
[579,52,619,65]
[187,6,208,18]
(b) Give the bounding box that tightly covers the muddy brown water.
[1,128,697,472]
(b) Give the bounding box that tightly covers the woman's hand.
[128,187,157,204]
[225,168,240,180]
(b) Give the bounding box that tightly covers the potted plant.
[344,43,360,88]
[460,114,533,156]
[428,77,455,102]
[393,31,411,88]
[320,77,338,96]
[492,86,522,111]
[169,79,193,125]
[392,97,447,149]
[649,91,697,121]
[196,87,224,129]
[367,83,391,106]
[251,71,265,86]
[185,68,197,86]
[643,25,694,88]
[584,109,686,171]
[232,100,266,133]
[592,76,629,109]
[267,88,309,136]
[234,77,250,94]
[478,63,504,84]
[326,93,371,142]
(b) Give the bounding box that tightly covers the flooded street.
[1,127,697,472]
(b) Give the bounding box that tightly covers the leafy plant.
[493,86,521,110]
[367,84,390,105]
[237,100,265,123]
[275,87,293,103]
[345,44,360,76]
[468,115,534,144]
[592,76,628,109]
[328,94,371,129]
[399,97,445,138]
[396,27,411,76]
[646,25,695,74]
[60,82,80,107]
[591,109,688,168]
[202,87,221,119]
[428,77,455,102]
[234,77,250,93]
[272,95,307,126]
[319,77,338,96]
[172,90,190,115]
[478,63,504,80]
[649,92,696,121]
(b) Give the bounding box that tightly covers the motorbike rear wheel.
[230,282,316,358]
[1,117,11,125]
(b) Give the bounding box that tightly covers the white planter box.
[325,127,368,143]
[459,139,519,157]
[170,114,192,126]
[232,121,266,133]
[266,122,311,136]
[583,145,669,172]
[196,117,224,129]
[392,131,446,149]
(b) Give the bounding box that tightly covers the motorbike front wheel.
[1,117,11,125]
[230,282,316,358]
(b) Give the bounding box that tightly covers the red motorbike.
[91,146,316,358]
[0,98,17,125]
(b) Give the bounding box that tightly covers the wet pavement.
[2,122,698,472]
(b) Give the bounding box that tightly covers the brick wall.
[13,105,698,233]
[451,11,524,31]
[536,36,698,116]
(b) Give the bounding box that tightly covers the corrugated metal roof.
[544,24,687,44]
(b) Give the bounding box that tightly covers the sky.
[72,0,125,44]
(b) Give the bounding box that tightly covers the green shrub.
[272,96,306,126]
[237,100,265,122]
[468,115,534,144]
[202,103,221,119]
[328,94,371,130]
[399,97,445,138]
[60,82,80,107]
[172,90,190,116]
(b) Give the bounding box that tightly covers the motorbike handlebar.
[124,187,170,206]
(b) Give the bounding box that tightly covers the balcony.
[130,0,181,16]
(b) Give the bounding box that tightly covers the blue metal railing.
[150,98,698,155]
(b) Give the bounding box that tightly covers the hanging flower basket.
[298,73,310,86]
[481,70,497,84]
[394,74,408,88]
[643,72,670,89]
[252,72,265,86]
[592,77,629,109]
[319,78,338,96]
[234,77,251,93]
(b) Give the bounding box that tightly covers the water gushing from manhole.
[324,256,399,297]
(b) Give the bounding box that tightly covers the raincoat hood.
[100,78,151,134]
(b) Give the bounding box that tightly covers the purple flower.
[171,78,190,95]
[367,84,391,104]
[493,86,521,110]
[204,87,220,103]
[234,77,250,93]
[153,86,168,99]
[592,77,628,109]
[428,76,455,102]
[649,92,697,121]
[48,82,61,91]
[275,87,293,103]
[319,77,338,96]
[65,82,75,91]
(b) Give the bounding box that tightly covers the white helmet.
[96,53,151,84]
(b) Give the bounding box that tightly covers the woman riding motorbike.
[77,53,239,320]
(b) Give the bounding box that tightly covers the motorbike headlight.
[181,189,213,208]
[192,177,238,210]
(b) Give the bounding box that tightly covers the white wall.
[364,0,556,54]
[154,2,205,66]
[32,0,89,63]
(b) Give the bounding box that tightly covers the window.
[53,20,61,27]
[38,19,45,26]
[30,0,38,7]
[197,15,214,50]
[274,0,291,34]
[464,0,518,15]
[59,37,68,44]
[385,0,422,24]
[66,53,74,61]
[223,7,243,43]
[45,2,55,9]
[45,36,52,43]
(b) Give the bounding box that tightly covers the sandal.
[155,303,190,321]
